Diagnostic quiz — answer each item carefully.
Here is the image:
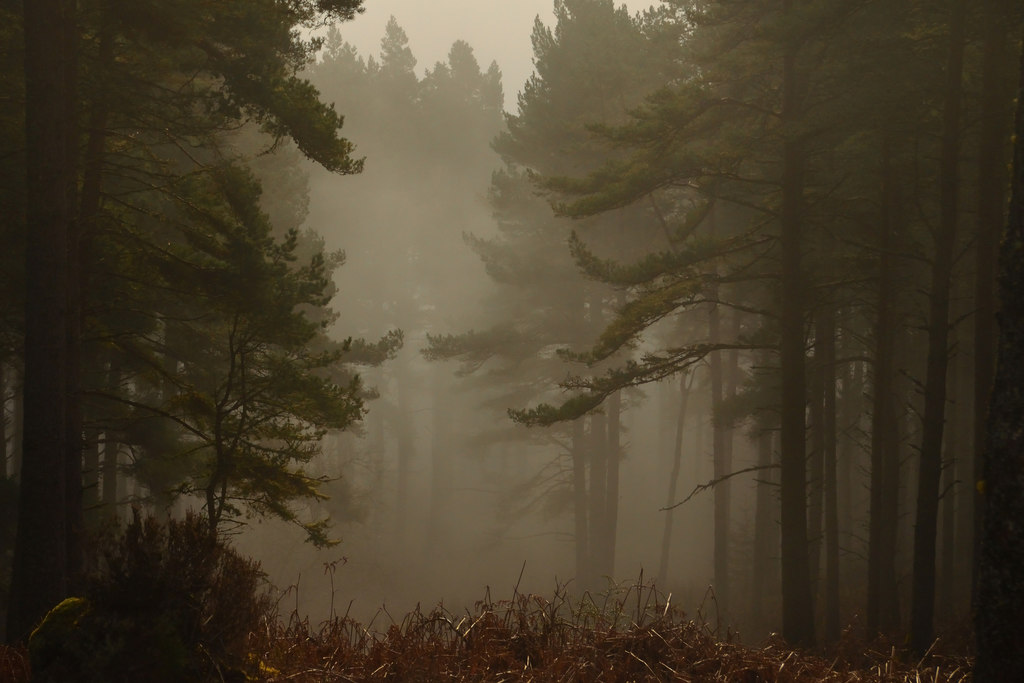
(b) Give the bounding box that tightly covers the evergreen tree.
[428,0,664,591]
[4,0,369,641]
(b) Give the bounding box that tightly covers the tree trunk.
[571,418,591,591]
[750,427,778,635]
[867,137,903,636]
[10,366,23,481]
[837,355,861,551]
[6,0,77,642]
[395,356,415,544]
[972,0,1012,606]
[658,372,693,584]
[588,409,608,584]
[709,301,732,618]
[426,368,451,554]
[910,0,965,653]
[0,363,6,479]
[78,15,112,535]
[938,388,959,621]
[779,3,815,645]
[974,27,1024,680]
[604,390,621,579]
[808,332,825,614]
[820,307,840,642]
[101,357,121,513]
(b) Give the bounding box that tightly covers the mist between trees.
[2,0,1023,672]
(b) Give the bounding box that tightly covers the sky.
[331,0,657,110]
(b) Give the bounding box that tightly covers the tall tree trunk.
[394,356,415,545]
[938,378,960,622]
[66,11,112,589]
[6,0,77,642]
[837,346,860,545]
[101,357,121,513]
[779,2,815,645]
[974,28,1024,680]
[0,363,6,479]
[750,427,778,635]
[62,0,83,595]
[81,427,100,528]
[820,307,840,642]
[971,0,1012,606]
[867,137,903,636]
[426,368,451,554]
[658,372,693,584]
[709,301,732,618]
[10,366,23,481]
[571,418,591,591]
[910,0,966,653]
[588,409,608,583]
[604,390,621,579]
[808,331,825,614]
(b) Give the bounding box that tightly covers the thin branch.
[661,464,779,511]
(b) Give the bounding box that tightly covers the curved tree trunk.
[974,26,1024,681]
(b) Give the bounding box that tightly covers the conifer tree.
[4,0,370,641]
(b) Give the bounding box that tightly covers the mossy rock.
[29,597,90,660]
[28,597,193,682]
[29,597,101,682]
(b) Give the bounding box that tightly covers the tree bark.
[820,307,840,642]
[709,301,731,618]
[910,0,965,653]
[588,409,608,583]
[750,427,778,635]
[837,355,861,548]
[571,418,591,591]
[974,27,1024,681]
[10,366,23,481]
[808,330,825,614]
[0,363,6,479]
[658,372,693,584]
[867,137,903,636]
[604,390,621,579]
[101,357,121,512]
[779,6,815,644]
[972,0,1012,605]
[394,354,415,544]
[6,0,77,643]
[426,367,451,555]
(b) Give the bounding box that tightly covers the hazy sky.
[334,1,656,110]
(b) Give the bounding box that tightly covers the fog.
[5,0,1020,666]
[236,1,737,633]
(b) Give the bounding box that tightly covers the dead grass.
[246,580,974,682]
[0,578,974,682]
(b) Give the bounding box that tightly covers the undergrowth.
[247,578,973,682]
[1,568,974,681]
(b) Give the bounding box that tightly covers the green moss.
[28,597,94,683]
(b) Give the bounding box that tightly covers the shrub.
[29,512,269,682]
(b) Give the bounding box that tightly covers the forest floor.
[0,583,974,682]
